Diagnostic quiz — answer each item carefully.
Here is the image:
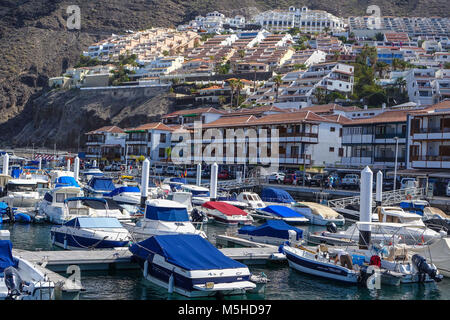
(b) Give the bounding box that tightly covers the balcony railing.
[278,132,319,138]
[374,157,405,163]
[374,133,406,139]
[411,155,450,161]
[412,127,450,134]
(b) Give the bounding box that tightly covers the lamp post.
[393,136,399,192]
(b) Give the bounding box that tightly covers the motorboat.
[406,237,450,278]
[38,176,84,222]
[282,244,360,284]
[0,178,42,208]
[400,200,449,235]
[163,177,187,191]
[81,167,104,182]
[260,187,296,205]
[104,186,141,206]
[51,217,131,250]
[399,200,430,216]
[334,204,379,222]
[252,205,309,224]
[129,234,256,297]
[44,196,131,224]
[236,192,266,210]
[0,239,54,300]
[374,207,444,244]
[201,201,253,225]
[122,199,206,240]
[179,184,210,206]
[238,220,304,246]
[83,177,116,197]
[168,192,193,213]
[215,193,249,210]
[292,202,345,226]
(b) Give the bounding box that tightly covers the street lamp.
[393,136,399,192]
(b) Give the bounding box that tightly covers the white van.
[153,165,164,175]
[166,166,177,176]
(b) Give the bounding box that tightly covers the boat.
[252,205,309,224]
[282,244,360,284]
[238,220,304,246]
[81,167,104,182]
[104,186,141,206]
[122,199,206,240]
[83,177,116,197]
[129,234,256,297]
[292,202,345,226]
[163,177,187,191]
[407,237,450,278]
[334,204,379,222]
[0,239,54,300]
[0,178,41,207]
[400,200,450,235]
[179,184,210,206]
[169,191,193,213]
[50,217,131,250]
[260,187,296,205]
[44,196,131,224]
[38,176,84,222]
[215,193,249,210]
[236,192,266,210]
[201,201,254,225]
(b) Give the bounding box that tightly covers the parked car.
[218,170,230,179]
[382,178,395,191]
[310,174,326,187]
[283,174,297,185]
[166,166,177,176]
[400,178,417,189]
[267,172,285,184]
[104,163,120,171]
[341,174,360,189]
[446,182,450,197]
[153,165,164,175]
[295,172,312,186]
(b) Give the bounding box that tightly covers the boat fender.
[63,237,68,250]
[51,234,55,245]
[168,274,174,294]
[143,260,149,278]
[411,254,442,282]
[14,213,31,223]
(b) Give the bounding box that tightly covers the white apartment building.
[405,68,450,106]
[85,126,127,162]
[178,11,246,33]
[407,100,450,170]
[131,56,184,81]
[252,7,345,33]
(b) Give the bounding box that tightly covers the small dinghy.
[129,234,256,297]
[253,205,309,224]
[51,217,131,250]
[0,239,54,300]
[238,220,304,246]
[202,201,253,225]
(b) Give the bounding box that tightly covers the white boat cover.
[407,238,450,277]
[297,202,341,219]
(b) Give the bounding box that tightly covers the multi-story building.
[405,68,450,106]
[124,123,174,163]
[130,56,184,82]
[407,100,450,170]
[341,110,412,169]
[252,7,345,33]
[161,107,225,127]
[84,126,127,162]
[177,11,246,33]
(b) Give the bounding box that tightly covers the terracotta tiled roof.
[126,122,174,132]
[345,109,420,125]
[301,104,360,114]
[414,99,450,115]
[86,126,124,135]
[202,115,257,128]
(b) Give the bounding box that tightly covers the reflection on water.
[2,220,450,300]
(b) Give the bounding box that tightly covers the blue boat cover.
[54,176,80,188]
[11,168,22,178]
[0,202,7,211]
[129,234,246,271]
[87,177,115,192]
[238,220,303,240]
[106,186,140,197]
[260,205,305,219]
[260,188,295,203]
[169,178,187,184]
[0,240,18,273]
[64,217,123,229]
[145,204,189,222]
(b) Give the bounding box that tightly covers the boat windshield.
[8,184,37,192]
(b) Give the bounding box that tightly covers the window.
[338,148,344,157]
[329,147,335,152]
[330,127,336,132]
[159,148,166,158]
[148,132,152,141]
[160,133,166,143]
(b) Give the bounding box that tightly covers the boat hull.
[51,230,129,250]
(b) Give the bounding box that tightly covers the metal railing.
[201,177,263,191]
[328,187,425,209]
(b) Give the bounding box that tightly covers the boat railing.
[327,187,425,209]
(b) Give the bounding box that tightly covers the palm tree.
[228,79,237,108]
[374,61,389,78]
[273,75,283,103]
[235,79,244,108]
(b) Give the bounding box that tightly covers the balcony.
[374,157,405,163]
[411,155,450,169]
[374,133,406,139]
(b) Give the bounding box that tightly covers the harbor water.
[2,221,450,300]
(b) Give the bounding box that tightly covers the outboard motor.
[4,266,23,298]
[326,222,337,233]
[191,208,205,223]
[411,254,443,282]
[5,207,14,223]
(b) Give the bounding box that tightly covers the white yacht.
[122,199,206,240]
[44,196,131,225]
[236,192,266,210]
[179,184,210,206]
[0,179,42,208]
